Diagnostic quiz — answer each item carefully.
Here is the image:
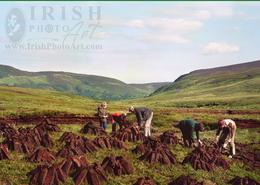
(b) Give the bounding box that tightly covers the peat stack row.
[28,155,106,185]
[34,119,61,133]
[27,147,55,163]
[132,137,161,155]
[93,136,126,150]
[112,125,145,142]
[101,155,133,176]
[3,129,53,154]
[0,122,18,137]
[0,143,10,160]
[57,133,97,158]
[59,132,82,143]
[234,143,260,169]
[160,130,179,145]
[57,144,86,158]
[73,163,107,185]
[57,138,97,158]
[229,176,260,185]
[80,121,107,135]
[182,145,229,171]
[138,137,176,165]
[60,155,89,176]
[133,177,157,185]
[168,175,204,185]
[1,120,59,154]
[132,143,147,155]
[27,163,67,185]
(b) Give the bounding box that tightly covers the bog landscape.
[0,61,259,185]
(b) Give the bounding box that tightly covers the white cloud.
[125,19,145,28]
[142,34,189,44]
[125,18,203,33]
[125,18,203,44]
[153,4,234,20]
[93,31,111,39]
[194,10,212,20]
[203,42,240,55]
[148,18,203,33]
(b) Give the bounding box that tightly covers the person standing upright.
[97,102,108,130]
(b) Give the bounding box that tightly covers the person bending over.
[111,112,127,133]
[216,119,237,158]
[177,118,204,147]
[128,106,153,137]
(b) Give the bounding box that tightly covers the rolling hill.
[0,65,165,100]
[129,82,170,94]
[0,85,97,117]
[1,60,259,109]
[131,60,260,109]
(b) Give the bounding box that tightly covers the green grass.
[0,124,259,185]
[0,85,259,185]
[0,86,98,117]
[1,85,259,130]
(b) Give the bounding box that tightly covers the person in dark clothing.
[97,102,108,130]
[129,106,153,137]
[111,112,127,133]
[177,119,204,147]
[217,127,230,147]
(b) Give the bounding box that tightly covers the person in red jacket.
[111,112,127,133]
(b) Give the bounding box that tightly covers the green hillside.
[1,61,260,111]
[0,65,163,100]
[129,82,170,95]
[0,86,100,117]
[131,61,260,109]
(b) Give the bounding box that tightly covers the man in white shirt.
[216,119,237,158]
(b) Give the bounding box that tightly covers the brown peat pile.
[27,147,55,163]
[0,143,10,160]
[80,121,107,135]
[112,124,145,142]
[101,155,133,176]
[182,145,229,171]
[60,155,89,176]
[137,137,176,165]
[93,136,126,149]
[133,177,157,185]
[168,175,204,185]
[160,130,179,145]
[229,176,260,185]
[27,163,67,185]
[73,163,107,185]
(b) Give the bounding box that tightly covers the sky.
[0,2,260,83]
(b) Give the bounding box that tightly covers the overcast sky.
[0,2,260,83]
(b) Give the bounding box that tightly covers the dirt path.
[0,111,259,128]
[233,119,260,128]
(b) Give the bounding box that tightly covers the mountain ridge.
[152,60,260,95]
[0,64,167,100]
